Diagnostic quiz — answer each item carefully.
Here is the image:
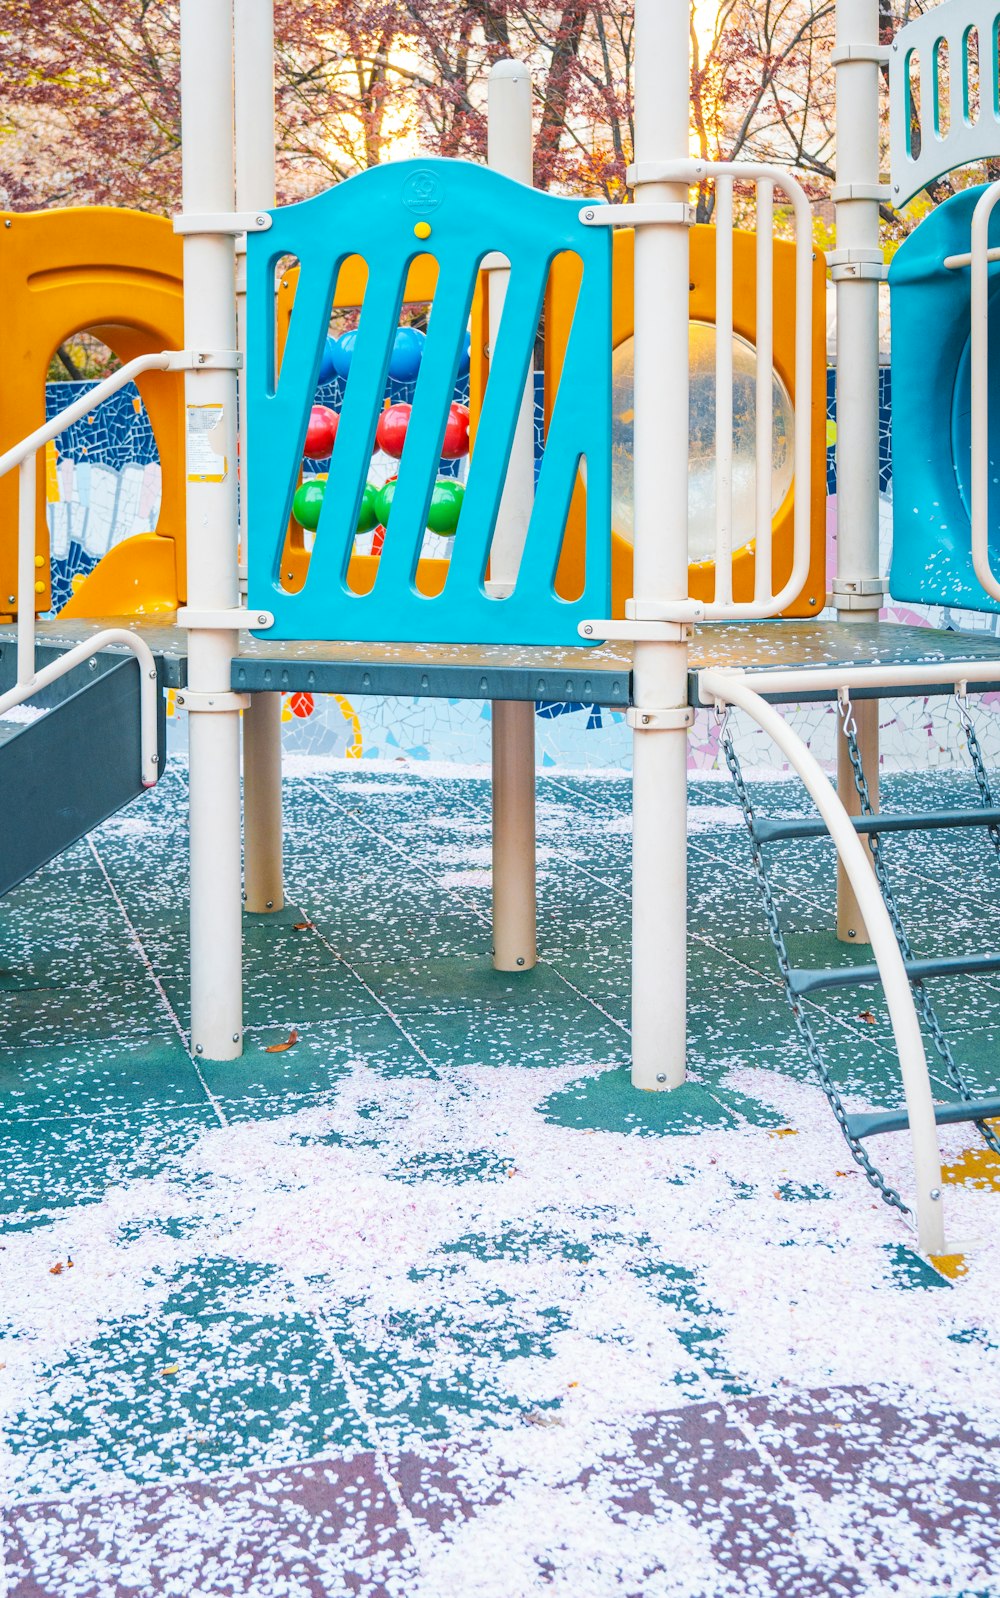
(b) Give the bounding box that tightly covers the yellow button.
[34,580,45,593]
[34,554,44,567]
[413,221,432,240]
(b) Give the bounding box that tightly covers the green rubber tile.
[0,1104,220,1223]
[0,1034,208,1124]
[5,1257,369,1497]
[320,1284,569,1445]
[540,1070,743,1136]
[348,957,587,1019]
[200,1014,435,1116]
[132,909,383,1028]
[882,1243,954,1292]
[0,976,171,1049]
[402,1002,630,1072]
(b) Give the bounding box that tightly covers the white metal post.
[235,0,284,915]
[833,0,885,942]
[180,0,244,1060]
[487,60,537,972]
[630,0,691,1089]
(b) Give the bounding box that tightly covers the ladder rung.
[846,1095,1000,1141]
[752,808,1000,845]
[788,953,1000,997]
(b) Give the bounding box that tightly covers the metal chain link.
[955,687,1000,863]
[717,704,910,1213]
[839,694,1000,1158]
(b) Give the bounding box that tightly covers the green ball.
[292,476,325,531]
[357,481,378,534]
[427,477,464,536]
[373,478,396,526]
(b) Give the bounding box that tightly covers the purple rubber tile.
[3,1452,415,1598]
[733,1386,1000,1591]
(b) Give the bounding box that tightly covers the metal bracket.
[164,350,243,371]
[176,606,274,631]
[174,689,251,713]
[628,597,707,624]
[173,211,273,236]
[580,203,693,228]
[628,706,696,730]
[830,44,890,66]
[831,578,886,612]
[831,183,891,204]
[827,247,887,282]
[579,618,693,642]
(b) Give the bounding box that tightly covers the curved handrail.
[701,664,947,1256]
[0,629,160,787]
[969,181,1000,602]
[0,348,183,780]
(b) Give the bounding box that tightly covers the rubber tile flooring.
[2,757,1000,1596]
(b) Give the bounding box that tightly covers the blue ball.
[387,326,426,382]
[456,329,471,379]
[331,330,358,378]
[317,335,338,386]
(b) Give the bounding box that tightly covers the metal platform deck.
[6,618,1000,705]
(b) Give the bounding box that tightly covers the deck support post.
[181,0,243,1060]
[235,0,284,915]
[487,60,538,973]
[833,0,884,942]
[630,0,691,1091]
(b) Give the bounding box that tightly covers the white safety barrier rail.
[701,656,1000,1257]
[580,158,813,636]
[964,180,1000,603]
[889,0,1000,208]
[0,350,192,786]
[695,160,813,617]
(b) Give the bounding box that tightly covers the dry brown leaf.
[293,921,313,932]
[265,1028,299,1053]
[161,1363,180,1377]
[858,1009,878,1025]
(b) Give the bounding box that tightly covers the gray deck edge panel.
[230,657,633,705]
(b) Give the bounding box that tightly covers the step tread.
[845,1095,1000,1141]
[788,952,1000,997]
[753,807,1000,845]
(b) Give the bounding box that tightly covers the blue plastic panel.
[890,185,1000,612]
[245,159,612,646]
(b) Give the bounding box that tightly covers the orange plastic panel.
[541,226,827,618]
[0,207,185,619]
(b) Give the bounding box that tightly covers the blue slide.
[890,184,1000,613]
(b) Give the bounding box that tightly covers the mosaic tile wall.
[46,372,1000,774]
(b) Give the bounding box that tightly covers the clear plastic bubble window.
[611,321,795,564]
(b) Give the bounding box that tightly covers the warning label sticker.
[186,404,228,483]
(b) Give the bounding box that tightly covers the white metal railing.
[580,158,814,639]
[697,657,1000,1257]
[0,350,188,786]
[662,160,813,621]
[889,0,1000,208]
[967,181,1000,603]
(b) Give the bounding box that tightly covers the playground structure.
[6,0,1000,1265]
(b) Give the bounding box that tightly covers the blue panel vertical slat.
[247,247,341,590]
[375,249,480,596]
[246,158,612,646]
[307,263,409,595]
[445,247,551,599]
[520,252,611,599]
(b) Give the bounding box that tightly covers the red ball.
[304,404,338,459]
[375,402,411,459]
[441,402,470,459]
